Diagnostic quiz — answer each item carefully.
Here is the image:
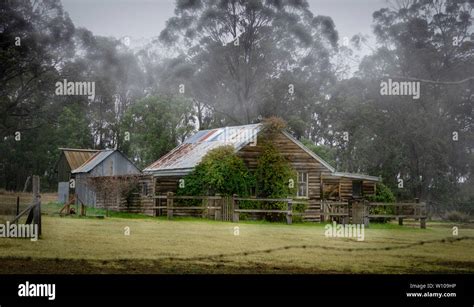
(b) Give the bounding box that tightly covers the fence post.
[364,200,370,227]
[351,200,367,227]
[221,196,226,221]
[286,199,293,225]
[420,216,426,229]
[202,197,207,219]
[150,177,159,216]
[232,194,239,223]
[397,204,403,226]
[207,197,211,219]
[32,175,41,236]
[214,194,221,220]
[414,197,420,221]
[320,200,325,222]
[167,192,174,220]
[417,198,426,229]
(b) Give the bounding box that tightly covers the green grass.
[0,202,473,274]
[43,202,155,220]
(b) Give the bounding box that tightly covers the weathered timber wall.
[237,131,332,202]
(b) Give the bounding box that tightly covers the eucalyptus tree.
[0,0,75,138]
[327,0,473,203]
[0,0,75,190]
[159,0,339,128]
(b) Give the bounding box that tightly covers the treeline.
[0,0,472,209]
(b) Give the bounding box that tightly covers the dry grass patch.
[0,210,473,274]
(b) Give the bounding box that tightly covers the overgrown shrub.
[262,116,287,132]
[366,182,396,223]
[177,145,252,197]
[254,142,297,221]
[366,182,396,203]
[88,176,140,210]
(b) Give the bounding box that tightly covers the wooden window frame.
[142,182,148,197]
[296,171,309,198]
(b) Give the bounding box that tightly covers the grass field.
[0,202,473,274]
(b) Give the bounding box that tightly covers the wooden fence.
[321,199,427,228]
[150,193,307,225]
[321,201,350,221]
[152,193,225,220]
[145,192,427,227]
[8,175,42,236]
[233,196,293,223]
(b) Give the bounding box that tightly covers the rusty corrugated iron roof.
[143,124,261,176]
[71,150,115,174]
[60,148,99,171]
[143,124,380,181]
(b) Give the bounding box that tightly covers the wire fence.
[0,191,58,223]
[160,236,474,262]
[0,193,33,224]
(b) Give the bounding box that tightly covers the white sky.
[61,0,387,45]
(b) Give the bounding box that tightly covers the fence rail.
[152,195,222,200]
[365,202,424,207]
[152,193,306,224]
[232,195,300,224]
[148,192,427,228]
[321,199,427,228]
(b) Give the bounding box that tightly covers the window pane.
[297,171,308,197]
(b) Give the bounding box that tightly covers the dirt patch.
[0,257,341,274]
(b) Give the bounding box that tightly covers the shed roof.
[59,148,99,170]
[71,150,115,174]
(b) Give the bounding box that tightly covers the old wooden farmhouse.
[143,124,380,222]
